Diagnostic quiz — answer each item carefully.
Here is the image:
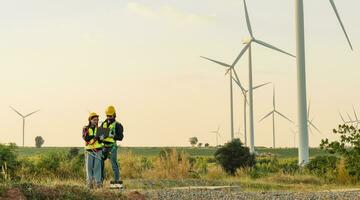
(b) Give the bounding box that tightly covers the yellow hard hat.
[88,112,99,121]
[105,106,116,116]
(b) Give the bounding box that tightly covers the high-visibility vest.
[85,127,103,150]
[102,121,116,144]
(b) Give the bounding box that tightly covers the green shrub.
[0,143,19,181]
[279,159,299,174]
[320,124,360,179]
[193,157,208,175]
[214,139,255,175]
[306,155,338,177]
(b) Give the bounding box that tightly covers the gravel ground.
[145,188,360,200]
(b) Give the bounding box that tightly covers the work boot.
[110,180,123,190]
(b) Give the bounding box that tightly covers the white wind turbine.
[10,106,40,147]
[211,125,222,146]
[232,69,270,146]
[290,128,297,148]
[235,0,295,153]
[200,54,247,141]
[295,0,353,165]
[235,127,243,140]
[259,86,294,148]
[351,106,360,128]
[307,102,321,135]
[340,106,360,128]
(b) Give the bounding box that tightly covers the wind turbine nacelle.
[242,37,252,44]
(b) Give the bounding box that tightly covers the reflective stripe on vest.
[85,127,103,150]
[102,121,116,144]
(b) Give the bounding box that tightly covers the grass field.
[16,146,328,158]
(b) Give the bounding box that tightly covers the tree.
[204,143,210,147]
[189,137,198,147]
[320,124,360,179]
[197,143,203,148]
[214,139,255,175]
[35,136,44,148]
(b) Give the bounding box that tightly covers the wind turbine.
[210,126,222,146]
[295,0,353,165]
[290,128,297,148]
[259,86,294,148]
[232,70,270,146]
[235,127,243,139]
[307,102,321,135]
[10,106,40,147]
[200,53,247,141]
[236,0,295,153]
[351,106,360,128]
[339,106,360,127]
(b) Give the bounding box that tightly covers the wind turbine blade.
[353,105,359,121]
[231,43,250,67]
[346,112,353,122]
[339,112,346,123]
[200,56,231,68]
[25,110,40,118]
[259,111,274,122]
[308,126,314,135]
[253,82,271,90]
[309,121,321,134]
[232,70,247,92]
[243,0,253,37]
[231,68,242,86]
[329,0,353,50]
[275,110,294,124]
[254,39,295,58]
[9,106,24,118]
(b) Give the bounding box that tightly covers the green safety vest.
[85,127,103,150]
[102,121,116,144]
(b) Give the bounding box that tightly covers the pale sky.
[0,0,359,147]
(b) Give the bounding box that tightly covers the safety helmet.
[88,112,99,121]
[105,106,116,116]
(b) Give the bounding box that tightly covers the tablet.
[96,127,110,138]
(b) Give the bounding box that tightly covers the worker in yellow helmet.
[101,105,124,189]
[82,112,103,189]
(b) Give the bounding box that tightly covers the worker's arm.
[115,122,124,141]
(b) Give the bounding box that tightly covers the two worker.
[82,105,124,189]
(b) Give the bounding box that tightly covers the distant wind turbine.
[259,86,294,148]
[232,70,270,146]
[210,125,222,146]
[10,106,40,147]
[307,102,321,135]
[200,55,244,141]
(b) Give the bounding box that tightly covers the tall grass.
[143,149,191,179]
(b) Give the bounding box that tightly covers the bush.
[246,155,281,178]
[0,143,19,181]
[214,139,255,175]
[320,124,360,179]
[18,152,85,181]
[279,159,299,175]
[306,155,338,177]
